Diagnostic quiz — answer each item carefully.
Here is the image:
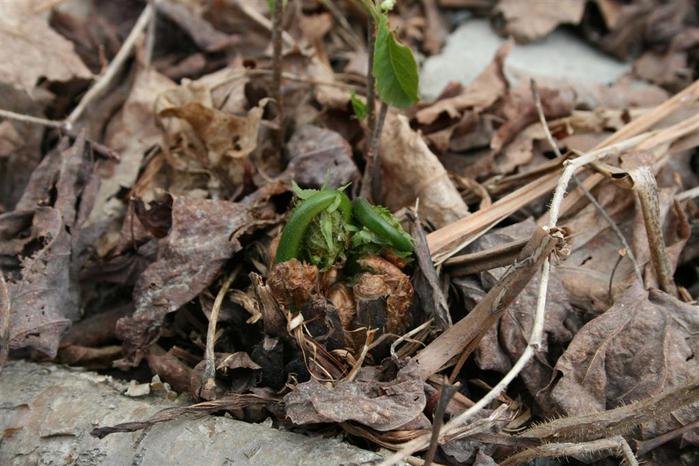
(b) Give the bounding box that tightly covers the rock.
[421,19,629,100]
[0,360,384,465]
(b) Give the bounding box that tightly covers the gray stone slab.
[0,361,384,465]
[420,19,630,100]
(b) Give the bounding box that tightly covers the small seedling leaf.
[372,15,419,108]
[350,91,368,120]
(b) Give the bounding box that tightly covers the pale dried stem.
[428,79,699,259]
[385,87,699,466]
[317,0,364,49]
[235,0,295,47]
[629,167,678,296]
[271,0,285,153]
[530,80,642,282]
[676,185,699,201]
[144,0,157,67]
[0,271,9,368]
[203,269,239,390]
[501,436,638,466]
[65,3,153,128]
[0,109,63,128]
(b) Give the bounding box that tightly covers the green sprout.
[275,185,413,270]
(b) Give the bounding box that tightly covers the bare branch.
[65,3,153,128]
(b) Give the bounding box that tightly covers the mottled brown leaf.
[285,125,359,189]
[0,1,91,93]
[550,284,699,438]
[116,196,276,364]
[284,369,426,431]
[494,0,585,43]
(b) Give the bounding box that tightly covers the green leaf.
[350,91,368,120]
[372,15,419,108]
[291,181,318,200]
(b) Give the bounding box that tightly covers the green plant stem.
[352,197,413,252]
[275,191,352,264]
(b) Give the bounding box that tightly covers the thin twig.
[424,383,458,466]
[65,3,153,128]
[271,0,285,154]
[369,102,388,203]
[629,167,678,296]
[676,185,699,201]
[0,109,120,160]
[144,0,157,67]
[501,436,638,466]
[530,79,642,283]
[635,417,699,456]
[202,269,240,392]
[0,109,63,128]
[360,13,376,199]
[0,271,10,368]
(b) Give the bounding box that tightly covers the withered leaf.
[285,125,359,189]
[159,102,262,188]
[155,0,236,52]
[6,208,74,358]
[0,1,91,93]
[284,370,426,431]
[378,113,469,228]
[494,0,585,43]
[4,135,97,358]
[116,196,276,364]
[550,284,699,437]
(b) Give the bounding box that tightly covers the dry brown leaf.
[156,0,236,52]
[284,368,426,431]
[159,102,262,188]
[0,1,91,93]
[550,284,699,438]
[4,135,97,358]
[285,125,359,189]
[84,68,175,236]
[472,220,576,414]
[494,0,585,43]
[379,113,469,228]
[116,195,276,365]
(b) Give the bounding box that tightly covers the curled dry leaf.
[84,68,175,237]
[159,102,263,189]
[357,255,414,336]
[550,284,699,438]
[0,85,47,210]
[494,0,585,43]
[116,195,277,365]
[285,125,359,189]
[267,259,320,309]
[0,0,91,93]
[155,0,236,53]
[378,113,469,228]
[284,368,426,431]
[3,135,97,358]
